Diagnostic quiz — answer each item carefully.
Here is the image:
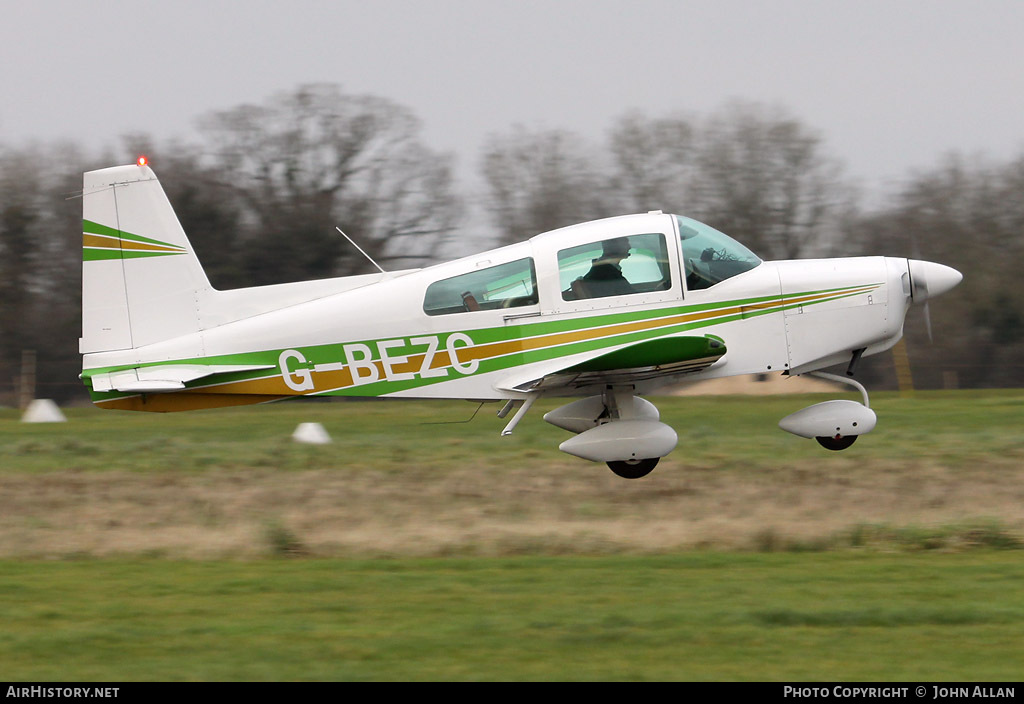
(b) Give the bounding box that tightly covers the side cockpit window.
[559,233,671,301]
[424,258,538,315]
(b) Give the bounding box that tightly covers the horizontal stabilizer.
[88,364,275,393]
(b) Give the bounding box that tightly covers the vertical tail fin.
[81,163,210,356]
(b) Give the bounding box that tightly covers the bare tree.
[607,111,696,214]
[197,84,462,284]
[690,101,855,260]
[480,126,614,246]
[481,105,854,258]
[0,144,96,402]
[0,149,40,380]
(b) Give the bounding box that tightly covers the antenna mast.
[335,226,386,274]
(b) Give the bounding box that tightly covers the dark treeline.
[1,84,1021,403]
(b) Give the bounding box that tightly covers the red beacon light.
[137,156,148,167]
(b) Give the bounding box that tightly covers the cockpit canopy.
[676,215,761,290]
[421,213,764,316]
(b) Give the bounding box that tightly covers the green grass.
[2,391,1023,680]
[2,389,1023,474]
[0,553,1022,681]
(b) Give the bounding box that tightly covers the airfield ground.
[2,391,1022,558]
[1,390,1022,679]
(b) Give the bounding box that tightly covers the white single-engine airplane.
[80,160,962,478]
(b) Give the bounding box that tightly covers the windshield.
[675,216,761,290]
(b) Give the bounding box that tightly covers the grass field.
[1,390,1023,679]
[1,554,1022,680]
[2,390,1022,558]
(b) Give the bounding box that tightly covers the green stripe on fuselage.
[83,282,881,402]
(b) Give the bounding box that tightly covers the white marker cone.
[21,399,67,423]
[292,422,331,445]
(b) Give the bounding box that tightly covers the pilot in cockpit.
[576,238,633,298]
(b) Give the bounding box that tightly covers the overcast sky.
[2,0,1022,205]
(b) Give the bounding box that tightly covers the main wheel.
[606,457,659,479]
[816,435,857,451]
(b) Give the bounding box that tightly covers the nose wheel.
[606,457,660,479]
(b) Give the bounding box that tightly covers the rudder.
[81,162,211,357]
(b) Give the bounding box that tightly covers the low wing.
[498,335,726,393]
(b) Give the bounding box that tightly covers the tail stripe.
[82,218,187,260]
